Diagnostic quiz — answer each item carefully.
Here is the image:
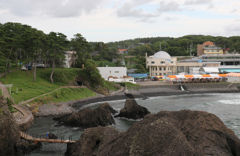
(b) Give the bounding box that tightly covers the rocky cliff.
[66,110,240,156]
[0,96,20,156]
[0,95,41,156]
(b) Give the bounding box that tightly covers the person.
[46,132,49,139]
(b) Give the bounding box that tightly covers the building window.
[212,50,214,52]
[163,73,166,75]
[159,73,162,76]
[156,73,157,76]
[159,67,162,71]
[152,67,154,71]
[129,80,133,82]
[161,61,165,64]
[206,50,209,52]
[164,67,166,71]
[151,61,155,64]
[171,61,174,64]
[217,50,219,52]
[156,67,157,71]
[115,71,119,73]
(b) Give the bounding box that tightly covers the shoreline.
[33,83,240,117]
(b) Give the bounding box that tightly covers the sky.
[0,0,240,43]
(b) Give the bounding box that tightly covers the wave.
[218,99,240,105]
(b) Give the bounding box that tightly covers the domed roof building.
[152,51,171,59]
[146,51,177,77]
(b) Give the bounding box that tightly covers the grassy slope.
[31,87,96,104]
[0,68,82,104]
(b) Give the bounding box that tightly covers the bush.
[6,97,15,113]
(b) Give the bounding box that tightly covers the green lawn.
[0,68,80,104]
[31,87,96,104]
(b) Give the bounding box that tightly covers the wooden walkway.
[19,131,76,144]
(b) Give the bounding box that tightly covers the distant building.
[97,67,127,80]
[146,51,220,77]
[97,66,136,83]
[197,41,226,56]
[118,49,128,55]
[64,51,77,68]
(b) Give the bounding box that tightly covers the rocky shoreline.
[32,83,240,117]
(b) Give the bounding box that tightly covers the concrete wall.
[97,67,127,80]
[227,77,240,83]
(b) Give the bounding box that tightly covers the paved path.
[19,131,76,144]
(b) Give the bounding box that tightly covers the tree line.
[104,35,240,57]
[0,22,94,83]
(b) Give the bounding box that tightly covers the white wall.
[97,67,127,80]
[227,77,240,82]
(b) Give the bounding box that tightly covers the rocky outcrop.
[0,96,20,156]
[115,99,150,120]
[66,110,240,156]
[0,95,41,156]
[49,133,58,139]
[15,139,42,155]
[53,103,117,128]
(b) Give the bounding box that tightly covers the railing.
[20,130,75,143]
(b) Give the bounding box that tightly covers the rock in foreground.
[115,99,150,120]
[66,110,240,156]
[53,103,117,128]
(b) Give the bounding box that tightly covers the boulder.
[49,133,58,139]
[0,96,20,156]
[53,102,117,128]
[66,110,240,156]
[115,99,150,120]
[15,139,42,155]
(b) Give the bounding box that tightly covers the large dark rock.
[15,139,42,155]
[66,110,240,156]
[0,96,20,156]
[115,99,150,120]
[49,133,58,139]
[0,95,41,156]
[53,102,117,128]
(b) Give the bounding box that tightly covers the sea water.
[27,93,240,156]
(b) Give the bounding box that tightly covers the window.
[206,50,209,52]
[156,67,157,71]
[161,61,165,64]
[156,73,157,76]
[115,71,119,73]
[217,50,219,52]
[151,61,155,64]
[164,67,166,71]
[159,73,162,76]
[129,80,133,82]
[163,73,166,75]
[171,61,174,64]
[212,50,214,52]
[159,67,162,71]
[152,67,154,71]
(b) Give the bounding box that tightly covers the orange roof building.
[203,41,214,46]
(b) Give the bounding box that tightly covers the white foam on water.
[218,99,240,105]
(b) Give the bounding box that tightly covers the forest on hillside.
[91,35,240,57]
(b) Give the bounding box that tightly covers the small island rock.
[115,99,150,120]
[53,102,117,128]
[66,110,240,156]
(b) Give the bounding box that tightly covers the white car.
[21,65,27,70]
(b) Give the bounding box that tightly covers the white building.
[97,67,127,80]
[97,67,136,84]
[64,51,77,68]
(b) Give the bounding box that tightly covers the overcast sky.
[0,0,239,42]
